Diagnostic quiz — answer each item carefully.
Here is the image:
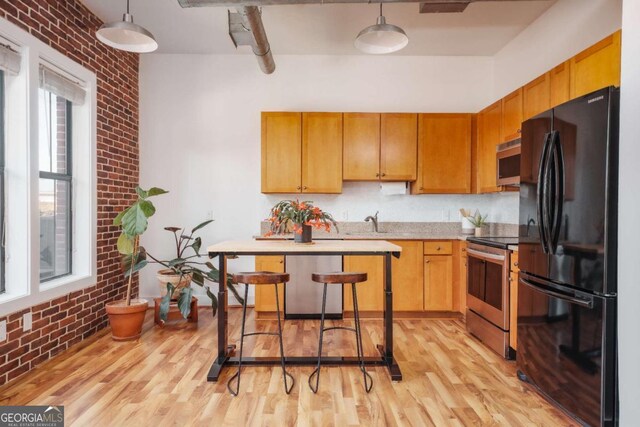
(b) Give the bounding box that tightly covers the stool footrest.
[322,326,356,333]
[243,331,280,338]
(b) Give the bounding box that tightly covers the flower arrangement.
[266,199,338,241]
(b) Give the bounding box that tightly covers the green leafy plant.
[466,210,488,228]
[115,186,168,306]
[266,199,338,236]
[153,221,244,321]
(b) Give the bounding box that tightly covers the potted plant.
[466,210,489,237]
[266,199,338,243]
[107,186,168,341]
[152,222,244,322]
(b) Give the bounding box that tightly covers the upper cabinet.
[501,88,523,142]
[261,112,302,193]
[302,112,343,193]
[413,114,471,194]
[343,113,380,180]
[570,30,621,99]
[523,73,550,120]
[549,60,571,108]
[343,113,417,181]
[476,100,502,193]
[261,112,342,194]
[380,113,418,181]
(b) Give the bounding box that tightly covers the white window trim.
[0,17,97,317]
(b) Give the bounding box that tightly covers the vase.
[475,227,484,237]
[294,224,312,243]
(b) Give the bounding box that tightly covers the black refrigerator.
[517,87,618,427]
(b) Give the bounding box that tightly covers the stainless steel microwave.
[496,139,521,186]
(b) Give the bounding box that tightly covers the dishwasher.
[285,255,343,319]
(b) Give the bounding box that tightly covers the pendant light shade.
[355,4,408,54]
[96,0,158,53]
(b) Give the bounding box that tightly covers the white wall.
[617,0,640,424]
[138,53,509,300]
[492,0,622,100]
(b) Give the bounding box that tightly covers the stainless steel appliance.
[517,87,618,426]
[465,237,516,359]
[496,139,521,186]
[285,255,343,319]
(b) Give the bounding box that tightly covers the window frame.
[38,94,73,283]
[0,70,5,294]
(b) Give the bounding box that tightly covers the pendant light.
[354,3,408,54]
[96,0,158,53]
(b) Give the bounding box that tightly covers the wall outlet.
[23,312,32,331]
[0,320,6,341]
[206,210,215,221]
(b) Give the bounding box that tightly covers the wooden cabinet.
[458,242,468,313]
[424,255,453,311]
[570,30,621,99]
[343,113,380,180]
[476,100,502,193]
[302,112,343,193]
[254,255,285,314]
[509,251,519,351]
[391,241,424,312]
[343,255,384,313]
[380,113,418,181]
[343,113,417,181]
[261,112,302,193]
[413,114,471,194]
[261,112,342,194]
[523,73,550,120]
[550,61,571,108]
[501,88,523,142]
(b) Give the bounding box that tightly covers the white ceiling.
[80,0,556,56]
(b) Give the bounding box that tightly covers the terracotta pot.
[294,224,312,243]
[157,269,192,300]
[106,299,148,341]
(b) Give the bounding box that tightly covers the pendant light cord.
[127,0,130,14]
[379,2,382,17]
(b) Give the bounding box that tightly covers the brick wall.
[0,0,140,385]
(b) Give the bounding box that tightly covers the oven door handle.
[519,277,593,309]
[467,248,505,262]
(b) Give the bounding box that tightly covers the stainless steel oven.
[466,242,512,359]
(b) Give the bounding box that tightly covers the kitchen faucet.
[364,211,379,233]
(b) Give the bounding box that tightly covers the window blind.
[0,44,20,75]
[39,65,86,105]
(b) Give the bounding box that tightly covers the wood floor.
[0,308,577,426]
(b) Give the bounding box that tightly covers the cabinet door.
[302,112,343,193]
[254,256,285,313]
[523,73,550,120]
[501,88,523,141]
[380,113,418,181]
[550,61,570,108]
[570,30,621,99]
[459,242,468,313]
[414,114,471,194]
[476,100,502,193]
[343,113,380,180]
[343,255,383,313]
[261,112,302,193]
[391,241,424,312]
[424,255,453,311]
[509,271,518,350]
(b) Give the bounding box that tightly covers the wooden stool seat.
[233,271,290,285]
[312,272,367,284]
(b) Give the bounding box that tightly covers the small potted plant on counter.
[266,199,338,243]
[467,210,489,237]
[107,186,168,341]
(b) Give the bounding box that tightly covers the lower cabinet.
[343,255,384,313]
[254,255,285,313]
[391,241,424,312]
[509,251,519,351]
[424,255,453,311]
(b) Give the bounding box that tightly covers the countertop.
[208,239,403,254]
[254,232,474,241]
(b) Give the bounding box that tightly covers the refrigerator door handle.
[519,277,594,308]
[549,131,565,254]
[536,132,552,254]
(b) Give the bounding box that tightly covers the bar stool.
[227,271,294,396]
[308,272,373,393]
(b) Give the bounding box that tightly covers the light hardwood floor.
[0,308,576,426]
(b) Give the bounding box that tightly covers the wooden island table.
[206,239,403,382]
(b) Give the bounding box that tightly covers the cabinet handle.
[279,260,283,264]
[514,261,519,267]
[436,246,441,251]
[419,187,424,191]
[509,277,513,282]
[381,172,386,177]
[462,248,466,252]
[376,173,380,178]
[517,128,522,133]
[296,186,301,190]
[425,259,430,264]
[303,186,308,190]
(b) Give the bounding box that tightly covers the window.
[38,88,72,282]
[0,70,4,294]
